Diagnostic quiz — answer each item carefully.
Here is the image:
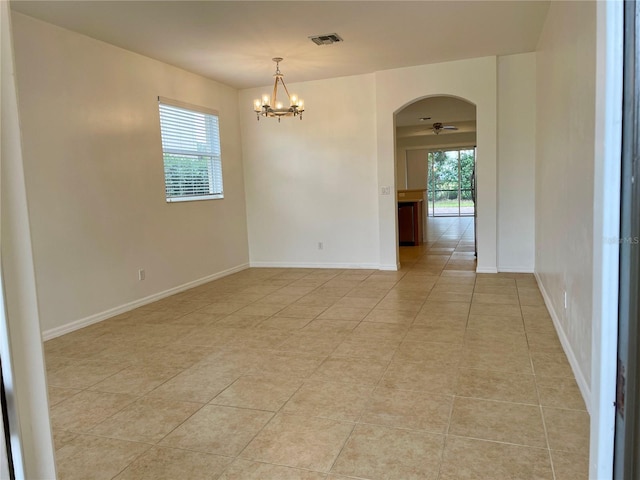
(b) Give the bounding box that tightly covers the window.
[158,97,223,202]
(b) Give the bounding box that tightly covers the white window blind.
[158,98,223,202]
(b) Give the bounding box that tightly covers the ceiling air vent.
[309,33,343,46]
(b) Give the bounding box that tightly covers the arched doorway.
[394,96,477,269]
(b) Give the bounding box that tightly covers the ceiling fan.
[431,122,458,135]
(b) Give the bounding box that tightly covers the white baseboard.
[497,266,535,273]
[379,263,400,271]
[475,267,499,274]
[42,263,250,341]
[534,272,592,413]
[249,261,384,270]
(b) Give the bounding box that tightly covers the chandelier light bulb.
[290,94,298,106]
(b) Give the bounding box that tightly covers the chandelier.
[253,58,304,122]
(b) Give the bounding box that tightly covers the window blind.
[158,100,223,202]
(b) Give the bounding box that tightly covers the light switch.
[380,186,391,195]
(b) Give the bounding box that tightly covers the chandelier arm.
[280,78,292,101]
[271,80,278,106]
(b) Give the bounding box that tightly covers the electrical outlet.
[318,242,324,250]
[138,269,145,281]
[564,291,567,309]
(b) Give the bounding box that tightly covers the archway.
[373,57,497,273]
[395,96,477,268]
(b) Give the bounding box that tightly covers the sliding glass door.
[427,148,475,217]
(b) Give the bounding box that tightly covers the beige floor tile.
[114,446,231,480]
[160,404,273,456]
[219,459,327,479]
[331,424,444,480]
[536,376,587,410]
[350,321,408,341]
[47,359,128,389]
[469,302,522,317]
[309,356,389,386]
[395,340,462,365]
[257,316,312,331]
[211,374,302,411]
[50,390,137,433]
[88,364,183,396]
[147,364,241,403]
[531,351,574,377]
[472,292,520,305]
[473,284,518,295]
[543,407,590,454]
[317,305,372,321]
[300,319,359,335]
[439,436,553,479]
[375,297,425,312]
[461,344,533,374]
[362,308,417,324]
[331,337,398,361]
[55,434,150,480]
[277,333,344,356]
[380,359,459,394]
[406,324,466,344]
[275,304,328,318]
[521,305,552,320]
[550,450,590,480]
[240,413,354,472]
[455,368,538,404]
[134,343,219,369]
[466,314,524,333]
[419,301,471,316]
[449,397,547,447]
[427,291,473,303]
[282,381,373,421]
[89,396,202,443]
[213,314,269,328]
[360,387,452,433]
[247,351,326,378]
[196,302,246,315]
[48,386,82,407]
[52,429,78,451]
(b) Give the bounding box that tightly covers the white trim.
[379,263,400,271]
[249,261,384,270]
[475,267,498,274]
[497,266,535,273]
[590,1,623,478]
[535,272,592,412]
[42,263,249,340]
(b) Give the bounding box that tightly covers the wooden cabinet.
[398,200,423,246]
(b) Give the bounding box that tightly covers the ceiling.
[10,1,550,91]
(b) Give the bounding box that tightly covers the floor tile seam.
[537,400,558,480]
[219,457,330,478]
[443,432,553,451]
[451,394,544,408]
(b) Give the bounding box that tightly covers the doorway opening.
[427,148,475,217]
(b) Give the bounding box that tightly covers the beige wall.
[535,1,596,402]
[497,53,536,272]
[12,13,250,336]
[240,74,380,268]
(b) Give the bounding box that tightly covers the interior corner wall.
[375,57,498,272]
[405,150,428,190]
[497,53,536,272]
[239,74,380,269]
[11,13,250,336]
[535,1,596,399]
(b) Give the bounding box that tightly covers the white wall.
[535,1,596,401]
[375,57,498,272]
[240,74,380,269]
[405,149,428,190]
[12,13,250,336]
[497,53,536,272]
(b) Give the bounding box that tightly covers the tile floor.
[45,217,590,480]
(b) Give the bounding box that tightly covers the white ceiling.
[11,0,550,90]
